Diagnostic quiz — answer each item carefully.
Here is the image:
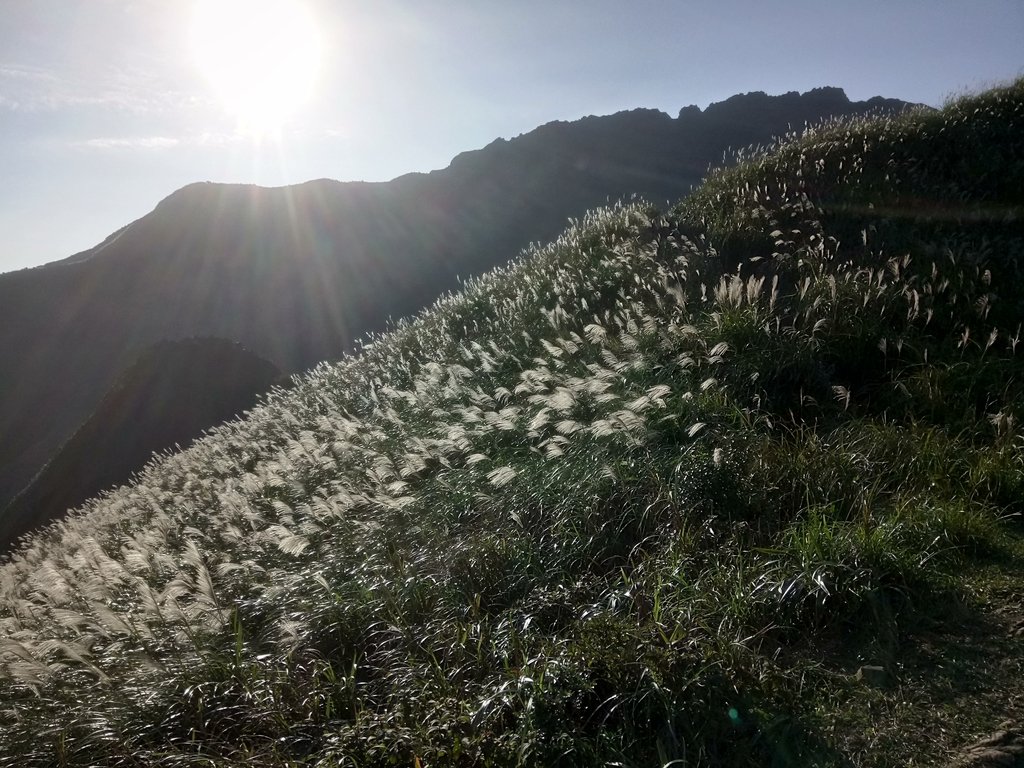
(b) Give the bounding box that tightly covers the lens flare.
[189,0,322,137]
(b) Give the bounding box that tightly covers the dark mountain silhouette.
[0,87,913,545]
[0,338,283,549]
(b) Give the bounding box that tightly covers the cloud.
[69,130,255,151]
[71,136,181,150]
[0,61,192,114]
[0,64,58,82]
[0,64,60,110]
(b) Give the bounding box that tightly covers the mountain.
[0,87,913,542]
[0,80,1021,766]
[0,338,283,549]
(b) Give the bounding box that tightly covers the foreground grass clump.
[0,79,1022,766]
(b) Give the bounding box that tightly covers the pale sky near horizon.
[0,0,1021,274]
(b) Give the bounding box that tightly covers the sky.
[0,0,1021,274]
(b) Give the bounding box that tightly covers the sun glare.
[189,0,322,137]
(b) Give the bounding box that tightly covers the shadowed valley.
[0,338,284,548]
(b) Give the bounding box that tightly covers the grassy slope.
[0,80,1022,766]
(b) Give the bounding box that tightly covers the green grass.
[1,79,1023,766]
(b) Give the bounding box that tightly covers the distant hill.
[0,86,912,539]
[0,338,283,549]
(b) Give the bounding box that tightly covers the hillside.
[0,338,284,550]
[0,80,1021,766]
[0,87,912,531]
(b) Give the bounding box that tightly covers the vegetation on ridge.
[0,80,1022,766]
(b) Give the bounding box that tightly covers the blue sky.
[1,0,1021,273]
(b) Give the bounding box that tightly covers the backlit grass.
[0,79,1022,766]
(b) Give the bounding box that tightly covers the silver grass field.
[0,80,1022,766]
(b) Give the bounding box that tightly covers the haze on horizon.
[0,0,1021,274]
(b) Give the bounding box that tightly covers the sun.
[189,0,322,137]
